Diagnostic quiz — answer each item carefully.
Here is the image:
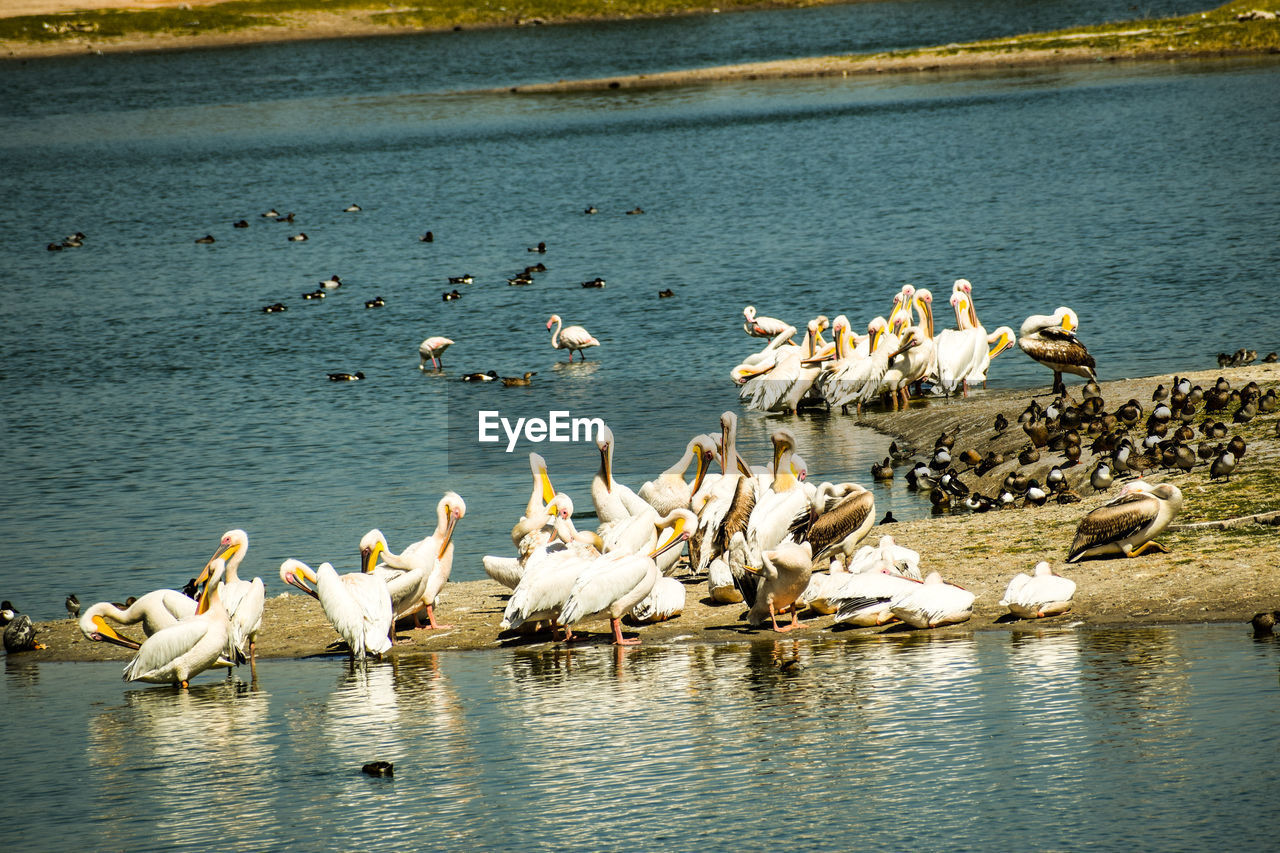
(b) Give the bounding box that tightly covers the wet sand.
[19,362,1280,663]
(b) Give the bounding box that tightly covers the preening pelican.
[932,291,986,396]
[79,589,197,650]
[591,424,655,531]
[885,288,938,409]
[825,317,892,414]
[557,515,691,645]
[1018,307,1096,394]
[630,576,686,623]
[742,540,813,632]
[1000,561,1076,618]
[638,433,717,516]
[400,492,466,629]
[828,567,921,627]
[123,568,231,688]
[418,336,454,370]
[546,314,599,361]
[201,529,265,664]
[1066,481,1183,562]
[691,412,757,575]
[280,558,392,660]
[739,316,828,413]
[499,534,597,640]
[972,325,1016,387]
[731,324,800,384]
[890,571,975,628]
[743,306,794,340]
[788,482,875,569]
[733,429,809,581]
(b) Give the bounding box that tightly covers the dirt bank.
[15,362,1279,663]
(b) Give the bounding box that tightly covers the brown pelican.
[1066,481,1183,562]
[1018,307,1096,395]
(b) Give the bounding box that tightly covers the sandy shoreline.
[17,362,1279,663]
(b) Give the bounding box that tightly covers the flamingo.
[418,336,454,371]
[742,305,795,340]
[546,314,599,361]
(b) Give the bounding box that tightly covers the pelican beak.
[650,520,690,558]
[690,449,710,496]
[1060,312,1076,332]
[438,509,460,560]
[361,542,384,574]
[211,541,240,563]
[736,454,753,477]
[283,564,319,598]
[539,467,556,506]
[89,615,141,650]
[990,333,1014,358]
[601,443,612,492]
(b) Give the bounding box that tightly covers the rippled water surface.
[2,2,1279,619]
[2,625,1278,851]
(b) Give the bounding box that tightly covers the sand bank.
[16,363,1279,663]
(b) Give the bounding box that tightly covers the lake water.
[3,624,1278,851]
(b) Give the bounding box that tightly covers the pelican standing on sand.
[202,529,265,664]
[1066,481,1183,562]
[742,540,814,632]
[279,558,393,661]
[403,492,466,629]
[1018,307,1096,395]
[546,314,600,361]
[123,564,232,688]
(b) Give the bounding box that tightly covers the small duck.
[65,594,80,618]
[420,231,434,242]
[1018,445,1041,466]
[261,302,288,313]
[320,274,342,289]
[447,274,473,284]
[584,205,598,215]
[328,371,365,382]
[195,234,215,244]
[344,203,362,212]
[233,219,249,228]
[878,511,897,525]
[993,412,1009,433]
[501,372,537,387]
[442,290,462,302]
[302,289,326,300]
[581,277,606,288]
[658,289,675,298]
[524,263,547,274]
[625,207,645,215]
[261,208,280,218]
[507,274,534,286]
[871,458,894,480]
[288,233,308,242]
[362,761,394,777]
[528,241,547,253]
[278,212,296,222]
[461,370,499,382]
[0,601,15,627]
[1090,460,1113,491]
[364,297,386,309]
[3,613,44,653]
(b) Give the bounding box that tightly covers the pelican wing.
[559,553,649,627]
[123,615,224,683]
[799,490,875,560]
[1067,493,1159,561]
[1021,327,1097,372]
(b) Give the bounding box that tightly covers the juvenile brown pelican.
[1018,307,1096,394]
[1066,481,1183,562]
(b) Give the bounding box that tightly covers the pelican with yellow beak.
[123,561,232,688]
[200,529,265,664]
[639,433,717,516]
[280,558,393,660]
[1018,306,1096,395]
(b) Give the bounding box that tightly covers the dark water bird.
[940,470,969,497]
[1018,400,1043,424]
[1024,482,1048,506]
[288,232,308,241]
[442,290,462,302]
[1115,399,1143,426]
[461,370,499,382]
[1226,435,1247,460]
[420,231,434,242]
[993,413,1009,433]
[1197,440,1221,461]
[1202,420,1228,439]
[964,493,996,513]
[1258,389,1277,413]
[905,462,932,490]
[1174,423,1196,444]
[508,273,533,286]
[976,452,1004,476]
[1091,460,1114,491]
[1081,380,1103,400]
[343,203,361,212]
[320,274,342,289]
[261,302,287,313]
[1176,401,1198,424]
[302,289,325,300]
[1152,383,1168,402]
[1046,466,1066,492]
[181,577,200,599]
[1209,450,1237,480]
[626,206,645,215]
[328,371,365,382]
[1004,472,1030,494]
[1173,444,1196,473]
[658,289,675,298]
[260,208,279,218]
[501,372,537,387]
[581,277,606,288]
[1233,400,1257,423]
[362,761,394,778]
[47,242,63,251]
[1251,611,1280,636]
[278,212,296,222]
[528,241,547,253]
[3,613,42,652]
[524,263,548,274]
[1263,352,1279,363]
[1080,396,1105,418]
[0,601,14,626]
[929,446,952,471]
[1217,352,1232,367]
[584,205,598,214]
[1023,418,1049,449]
[364,296,386,309]
[930,486,952,510]
[889,441,915,463]
[935,429,957,451]
[233,219,249,228]
[1054,487,1082,504]
[447,274,473,284]
[195,234,215,244]
[871,458,894,480]
[1063,442,1082,467]
[878,511,897,525]
[65,594,80,618]
[997,488,1017,508]
[1018,445,1041,466]
[1150,402,1172,424]
[957,449,982,469]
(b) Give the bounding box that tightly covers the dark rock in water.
[362,761,394,778]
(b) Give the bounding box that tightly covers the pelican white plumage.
[361,497,465,637]
[418,336,454,370]
[557,514,692,644]
[885,288,938,408]
[737,430,810,575]
[731,323,800,384]
[630,576,686,623]
[546,313,600,361]
[932,291,986,396]
[280,558,393,659]
[591,424,654,533]
[742,305,794,340]
[638,433,717,516]
[404,492,466,629]
[1066,481,1182,562]
[890,571,975,628]
[201,529,264,664]
[828,568,921,627]
[123,568,231,688]
[1018,306,1096,394]
[78,589,197,650]
[846,534,921,580]
[825,317,892,414]
[739,316,829,413]
[971,325,1016,387]
[742,540,814,632]
[499,541,595,639]
[690,412,757,576]
[1000,561,1076,618]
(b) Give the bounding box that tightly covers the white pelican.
[825,317,892,414]
[546,313,599,361]
[890,571,975,628]
[1017,307,1096,394]
[742,305,794,340]
[690,412,757,575]
[734,430,809,580]
[630,576,686,622]
[971,325,1016,387]
[499,538,597,640]
[1000,561,1076,618]
[418,335,454,371]
[78,589,197,650]
[123,565,231,688]
[638,433,717,516]
[280,558,392,660]
[731,323,800,384]
[742,540,813,632]
[1066,481,1183,562]
[557,515,691,645]
[932,290,986,396]
[846,534,922,580]
[829,569,921,627]
[404,492,466,629]
[884,288,938,409]
[739,316,829,413]
[201,529,265,664]
[789,482,875,569]
[483,455,562,589]
[707,556,743,603]
[591,424,655,532]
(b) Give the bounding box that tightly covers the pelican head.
[81,612,141,650]
[1055,306,1079,332]
[360,529,388,573]
[279,558,319,598]
[652,508,696,557]
[596,424,615,491]
[207,528,248,578]
[437,492,466,559]
[988,326,1016,358]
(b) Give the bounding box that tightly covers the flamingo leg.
[611,617,641,646]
